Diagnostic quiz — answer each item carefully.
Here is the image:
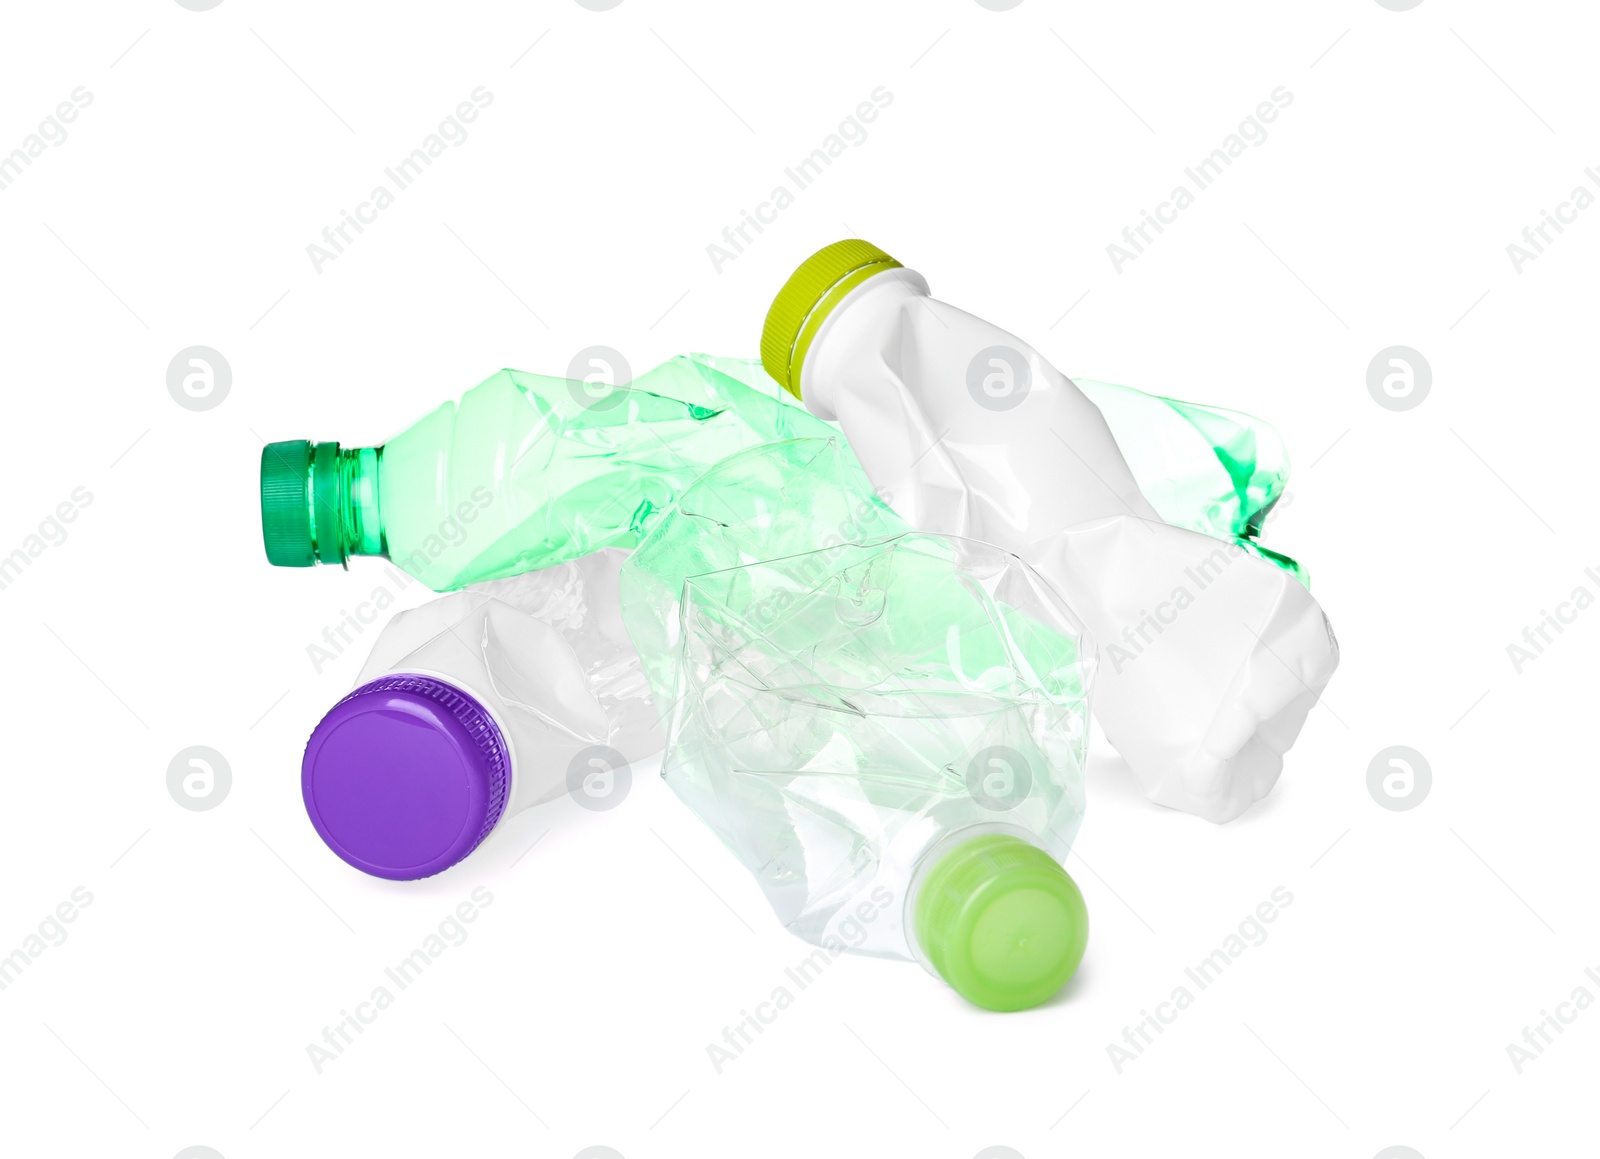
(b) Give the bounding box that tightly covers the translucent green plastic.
[1074,378,1302,584]
[320,355,1299,591]
[342,357,836,590]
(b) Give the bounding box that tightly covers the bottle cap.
[260,440,317,567]
[759,239,902,399]
[914,834,1088,1011]
[261,439,359,567]
[302,674,511,880]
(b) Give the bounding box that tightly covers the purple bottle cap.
[302,674,511,880]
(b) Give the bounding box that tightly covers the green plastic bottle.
[260,354,1297,590]
[259,356,838,590]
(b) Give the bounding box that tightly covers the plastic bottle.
[259,356,836,591]
[759,240,1339,823]
[621,437,1092,1011]
[302,550,655,879]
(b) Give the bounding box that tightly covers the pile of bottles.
[261,240,1338,1011]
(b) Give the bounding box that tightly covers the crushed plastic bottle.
[258,357,837,590]
[301,549,656,879]
[760,240,1339,823]
[621,437,1093,1011]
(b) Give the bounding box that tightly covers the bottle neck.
[799,266,930,420]
[309,443,386,564]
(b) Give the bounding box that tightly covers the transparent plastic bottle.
[621,437,1093,1011]
[302,550,655,880]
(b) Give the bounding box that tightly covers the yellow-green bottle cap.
[914,834,1088,1012]
[760,239,902,400]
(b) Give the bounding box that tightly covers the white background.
[1,2,1595,1157]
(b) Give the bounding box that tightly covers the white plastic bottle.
[301,550,658,879]
[759,240,1339,823]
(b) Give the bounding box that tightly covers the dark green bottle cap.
[260,439,319,567]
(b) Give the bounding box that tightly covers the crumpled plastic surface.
[410,356,838,590]
[412,354,1302,590]
[355,548,663,818]
[471,547,663,766]
[1074,378,1303,584]
[620,437,1093,960]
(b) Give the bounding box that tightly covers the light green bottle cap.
[760,239,902,400]
[914,834,1088,1012]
